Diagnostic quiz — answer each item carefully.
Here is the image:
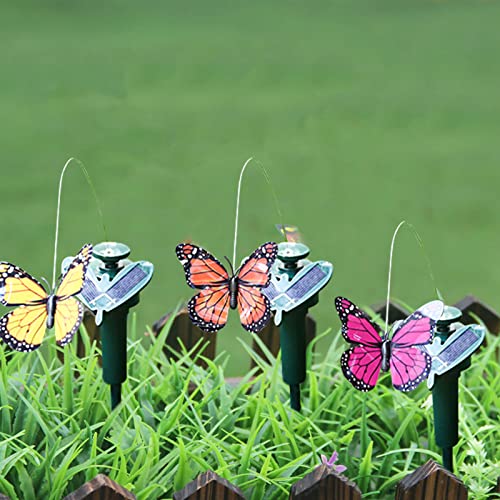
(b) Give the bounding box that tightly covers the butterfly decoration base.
[266,242,333,411]
[63,241,154,409]
[429,305,481,473]
[262,258,333,326]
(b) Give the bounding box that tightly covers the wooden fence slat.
[289,464,361,500]
[63,474,136,500]
[250,314,316,371]
[395,460,467,500]
[370,300,409,324]
[491,476,500,498]
[173,471,245,500]
[153,307,217,369]
[154,308,316,374]
[453,295,500,334]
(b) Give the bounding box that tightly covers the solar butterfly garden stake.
[262,239,332,411]
[63,242,153,409]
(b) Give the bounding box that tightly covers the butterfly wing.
[56,244,93,299]
[335,297,383,345]
[237,242,277,288]
[187,286,231,332]
[0,304,47,351]
[176,243,230,289]
[389,346,432,392]
[0,263,48,306]
[237,286,271,333]
[341,345,383,391]
[0,263,49,351]
[54,297,83,346]
[236,242,277,332]
[388,304,442,391]
[335,297,384,390]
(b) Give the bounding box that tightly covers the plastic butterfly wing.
[176,242,278,333]
[0,244,92,351]
[335,297,443,392]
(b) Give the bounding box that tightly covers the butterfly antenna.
[224,256,235,276]
[385,220,406,334]
[40,276,51,295]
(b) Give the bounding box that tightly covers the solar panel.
[262,260,333,325]
[61,257,154,325]
[261,280,280,300]
[287,265,327,300]
[438,328,479,363]
[80,276,100,303]
[108,265,147,300]
[425,324,485,389]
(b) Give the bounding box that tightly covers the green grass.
[1,0,500,374]
[0,313,498,499]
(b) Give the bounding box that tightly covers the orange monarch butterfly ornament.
[176,242,278,333]
[0,244,92,352]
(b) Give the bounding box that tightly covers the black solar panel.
[438,329,479,363]
[81,277,100,302]
[287,265,327,299]
[108,265,147,300]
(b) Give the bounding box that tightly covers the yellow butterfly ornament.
[0,244,92,352]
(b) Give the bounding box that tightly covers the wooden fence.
[11,458,495,499]
[6,295,499,499]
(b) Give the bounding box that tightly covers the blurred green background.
[1,0,499,375]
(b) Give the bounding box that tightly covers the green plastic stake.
[275,243,319,411]
[93,242,140,409]
[432,305,469,473]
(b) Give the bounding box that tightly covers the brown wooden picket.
[63,474,136,500]
[371,300,410,324]
[492,476,500,498]
[172,471,245,500]
[156,306,216,369]
[250,314,316,371]
[453,295,500,334]
[289,464,362,499]
[395,460,467,500]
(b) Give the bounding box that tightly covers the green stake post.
[93,242,140,410]
[432,305,469,473]
[275,243,319,411]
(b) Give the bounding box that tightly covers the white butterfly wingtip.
[418,300,445,321]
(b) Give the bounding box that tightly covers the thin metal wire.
[384,220,441,333]
[232,157,254,266]
[51,157,107,289]
[52,158,75,289]
[231,157,283,267]
[385,220,406,333]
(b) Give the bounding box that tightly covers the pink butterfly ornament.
[335,297,444,392]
